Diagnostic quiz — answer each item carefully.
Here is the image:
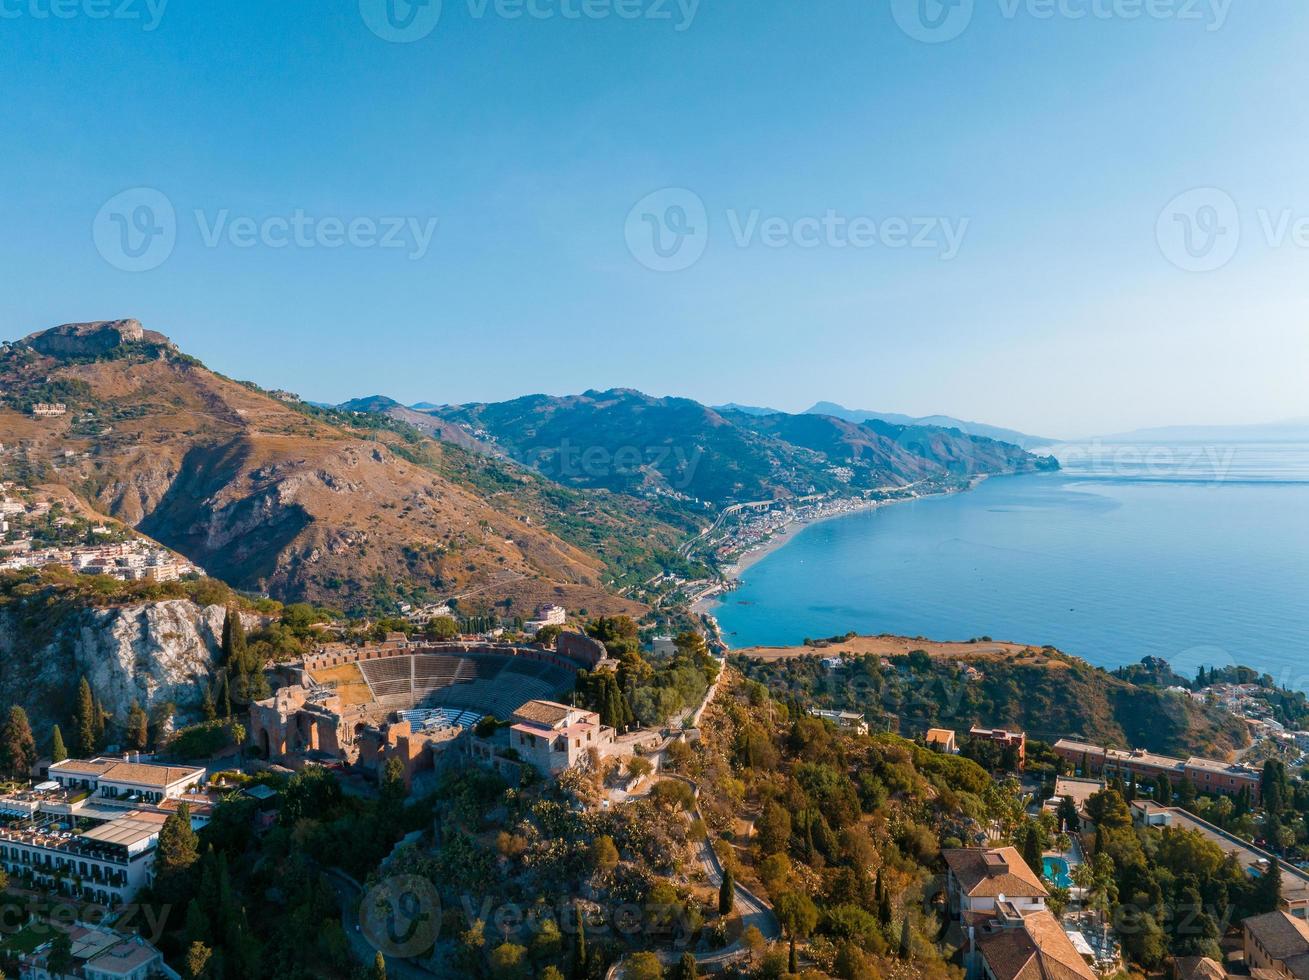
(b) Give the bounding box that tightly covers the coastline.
[724,498,878,579]
[690,486,970,619]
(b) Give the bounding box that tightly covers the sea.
[711,441,1309,691]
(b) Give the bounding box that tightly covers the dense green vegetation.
[137,764,425,979]
[575,618,719,729]
[731,648,1251,759]
[1080,785,1283,968]
[688,670,1022,978]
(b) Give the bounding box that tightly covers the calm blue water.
[714,442,1309,690]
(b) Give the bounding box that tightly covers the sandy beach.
[725,500,878,578]
[690,480,986,621]
[690,497,885,617]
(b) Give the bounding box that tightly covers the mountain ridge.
[363,388,1059,504]
[0,321,661,615]
[806,400,1056,450]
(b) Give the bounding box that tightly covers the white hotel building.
[0,758,206,907]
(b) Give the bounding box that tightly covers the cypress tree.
[92,693,106,747]
[1256,857,1283,914]
[184,898,210,947]
[221,607,247,669]
[899,914,912,960]
[50,724,68,763]
[879,876,893,927]
[571,903,587,979]
[157,802,199,877]
[1022,824,1043,878]
[2,706,37,780]
[75,676,96,756]
[1235,785,1251,817]
[719,867,735,915]
[127,701,149,751]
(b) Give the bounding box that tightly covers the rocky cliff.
[0,598,225,742]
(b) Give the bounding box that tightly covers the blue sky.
[2,0,1306,437]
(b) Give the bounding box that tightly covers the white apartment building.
[524,604,568,633]
[0,758,206,907]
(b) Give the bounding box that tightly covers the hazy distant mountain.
[1099,419,1309,443]
[806,401,1055,450]
[712,402,784,417]
[336,395,501,454]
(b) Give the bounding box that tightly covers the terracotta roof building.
[977,909,1097,980]
[1173,956,1228,980]
[970,727,1027,768]
[943,846,1048,925]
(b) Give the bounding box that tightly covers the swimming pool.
[1044,856,1073,889]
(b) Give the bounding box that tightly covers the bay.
[712,441,1309,691]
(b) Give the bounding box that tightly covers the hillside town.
[0,486,201,581]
